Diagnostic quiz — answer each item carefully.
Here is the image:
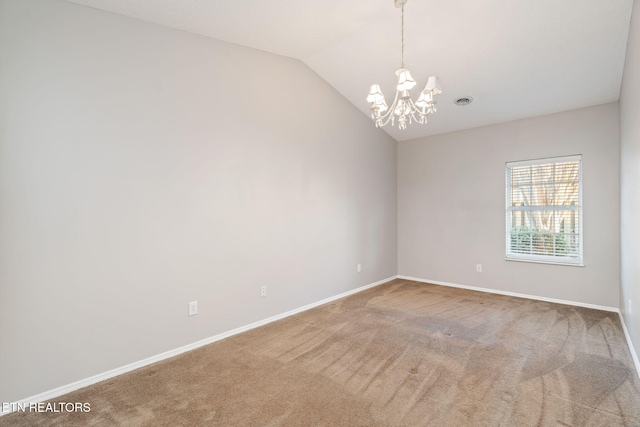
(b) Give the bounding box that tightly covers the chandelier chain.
[401,4,404,68]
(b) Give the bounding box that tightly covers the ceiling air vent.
[454,97,473,106]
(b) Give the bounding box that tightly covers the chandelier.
[367,0,442,130]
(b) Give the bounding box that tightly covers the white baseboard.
[397,275,619,312]
[7,274,635,415]
[1,275,398,416]
[618,312,640,380]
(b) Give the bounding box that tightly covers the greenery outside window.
[505,155,583,265]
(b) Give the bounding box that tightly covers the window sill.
[505,257,584,267]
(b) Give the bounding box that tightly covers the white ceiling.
[66,0,634,142]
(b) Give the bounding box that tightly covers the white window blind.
[505,155,583,265]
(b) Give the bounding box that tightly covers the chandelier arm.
[408,110,425,124]
[404,98,429,124]
[378,107,396,127]
[378,90,401,126]
[407,98,427,118]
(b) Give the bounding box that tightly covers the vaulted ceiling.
[66,0,634,141]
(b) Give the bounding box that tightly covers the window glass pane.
[506,156,582,264]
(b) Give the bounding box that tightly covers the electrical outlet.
[188,301,198,316]
[476,264,483,273]
[357,264,362,273]
[630,299,632,314]
[261,286,267,297]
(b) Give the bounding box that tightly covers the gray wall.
[0,0,397,402]
[620,0,640,360]
[398,103,620,307]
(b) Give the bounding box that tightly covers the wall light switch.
[357,264,362,273]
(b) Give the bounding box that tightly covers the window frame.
[505,155,584,266]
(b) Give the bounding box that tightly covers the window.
[505,155,583,265]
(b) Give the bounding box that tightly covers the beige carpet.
[3,278,640,426]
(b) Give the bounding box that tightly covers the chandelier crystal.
[367,0,442,130]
